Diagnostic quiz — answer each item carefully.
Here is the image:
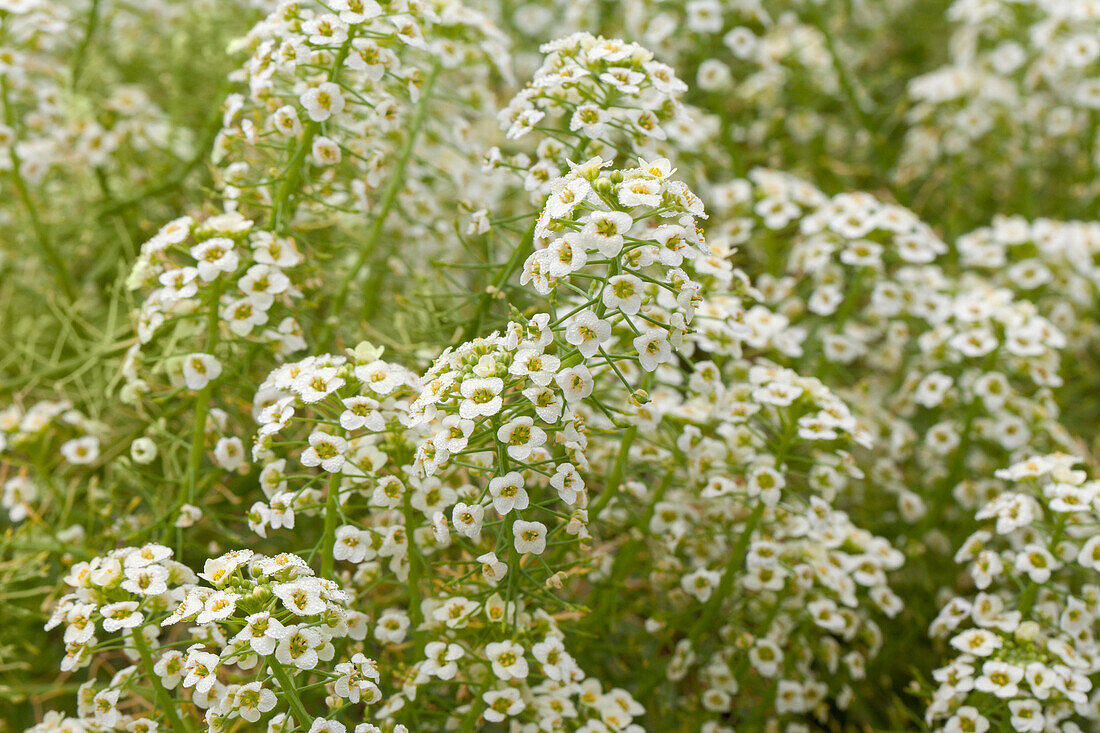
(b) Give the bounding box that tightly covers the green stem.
[459,139,589,343]
[2,80,76,301]
[457,679,491,732]
[332,61,442,333]
[460,217,537,343]
[70,0,102,89]
[173,285,221,551]
[268,656,312,726]
[320,473,340,577]
[689,500,766,645]
[99,87,228,219]
[132,629,193,733]
[403,484,424,634]
[1019,513,1068,618]
[588,423,637,522]
[269,38,354,231]
[918,400,977,537]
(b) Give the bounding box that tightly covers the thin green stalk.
[1019,513,1068,618]
[268,656,312,726]
[332,61,442,332]
[588,422,637,522]
[2,80,76,300]
[458,690,484,732]
[99,86,228,218]
[269,38,354,231]
[70,0,102,89]
[132,629,193,733]
[174,285,221,552]
[320,473,340,577]
[403,485,424,634]
[589,374,652,522]
[460,218,537,343]
[459,139,589,343]
[688,500,766,645]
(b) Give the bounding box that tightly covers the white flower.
[153,650,185,688]
[175,503,202,528]
[234,612,288,656]
[949,629,1002,657]
[190,238,238,281]
[634,330,673,372]
[496,416,547,461]
[310,135,341,166]
[223,297,269,336]
[1015,544,1058,583]
[422,642,463,680]
[508,348,559,387]
[308,720,346,733]
[944,706,989,733]
[482,687,525,722]
[451,502,485,540]
[458,377,504,419]
[913,372,952,408]
[182,353,222,390]
[293,367,345,404]
[92,689,121,728]
[238,264,289,307]
[545,234,588,278]
[333,653,382,703]
[121,564,169,596]
[374,609,410,643]
[478,552,508,585]
[949,328,998,358]
[213,436,247,471]
[275,625,321,670]
[182,648,220,695]
[60,436,99,465]
[339,396,384,432]
[602,274,643,314]
[564,311,611,358]
[513,520,547,555]
[581,210,633,256]
[334,525,372,564]
[618,176,662,208]
[130,437,157,464]
[230,681,276,722]
[681,567,721,602]
[974,660,1023,698]
[555,365,594,402]
[300,82,345,122]
[272,105,302,136]
[489,472,529,515]
[301,431,348,472]
[550,462,585,504]
[1007,699,1044,733]
[273,580,328,616]
[100,601,143,632]
[485,640,529,680]
[196,590,239,624]
[1078,535,1100,570]
[749,639,783,677]
[543,176,591,221]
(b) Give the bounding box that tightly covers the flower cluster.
[928,453,1100,731]
[0,399,101,523]
[43,544,382,731]
[898,0,1100,214]
[15,3,1100,732]
[124,210,307,396]
[215,0,508,224]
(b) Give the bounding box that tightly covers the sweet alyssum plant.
[6,0,1100,731]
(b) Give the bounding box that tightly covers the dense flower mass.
[4,0,1100,731]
